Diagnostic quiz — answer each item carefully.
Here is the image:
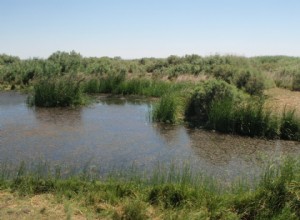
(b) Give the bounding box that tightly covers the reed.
[205,99,281,138]
[280,108,300,140]
[82,75,189,97]
[231,100,278,138]
[152,92,189,123]
[31,78,84,107]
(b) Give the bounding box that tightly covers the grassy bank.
[0,158,299,219]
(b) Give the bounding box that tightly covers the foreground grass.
[0,159,299,219]
[0,191,88,219]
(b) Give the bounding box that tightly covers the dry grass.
[265,88,300,116]
[0,190,162,220]
[0,191,89,220]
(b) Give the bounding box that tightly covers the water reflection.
[93,94,155,106]
[0,91,27,106]
[152,123,186,145]
[34,107,82,127]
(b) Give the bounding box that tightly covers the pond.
[1,91,300,181]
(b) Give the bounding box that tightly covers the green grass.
[0,158,299,219]
[280,108,300,140]
[152,90,192,123]
[83,75,191,97]
[207,99,279,138]
[29,77,85,107]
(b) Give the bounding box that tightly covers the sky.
[0,0,300,59]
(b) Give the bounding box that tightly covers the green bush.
[186,79,241,125]
[236,70,265,95]
[243,74,265,95]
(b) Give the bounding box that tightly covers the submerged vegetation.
[0,158,299,219]
[1,51,300,140]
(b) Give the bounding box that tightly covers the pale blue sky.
[1,0,300,58]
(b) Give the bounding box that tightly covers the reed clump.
[152,93,184,123]
[31,77,85,107]
[280,109,300,140]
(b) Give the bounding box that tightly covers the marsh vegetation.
[1,52,300,140]
[1,52,300,219]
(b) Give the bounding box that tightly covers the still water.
[1,91,300,181]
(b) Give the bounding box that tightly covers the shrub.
[243,74,265,95]
[211,64,236,83]
[236,70,251,89]
[186,80,241,125]
[235,70,265,95]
